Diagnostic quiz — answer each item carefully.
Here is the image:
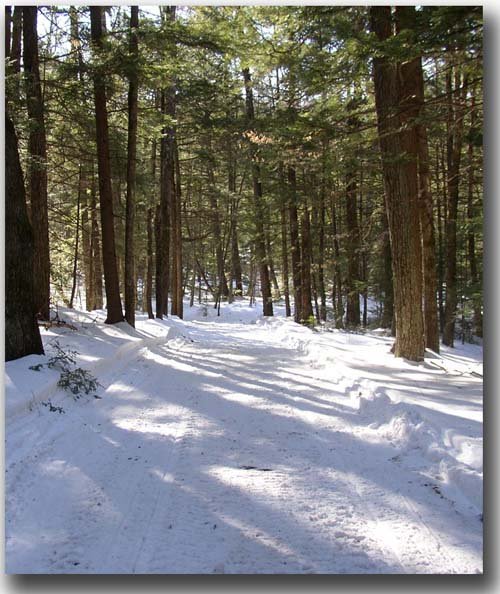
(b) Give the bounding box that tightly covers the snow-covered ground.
[5,299,483,574]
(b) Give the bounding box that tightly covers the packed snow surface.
[5,300,483,574]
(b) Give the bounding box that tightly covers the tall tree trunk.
[300,198,314,322]
[69,164,82,309]
[155,203,164,318]
[243,67,273,316]
[396,6,440,353]
[90,6,123,323]
[279,165,291,317]
[23,6,50,321]
[230,202,243,297]
[90,172,103,310]
[207,152,229,306]
[8,6,22,104]
[358,177,368,328]
[158,87,173,318]
[331,193,344,328]
[370,6,425,361]
[5,6,11,58]
[416,68,440,352]
[436,145,446,332]
[124,6,139,327]
[380,211,394,330]
[172,140,184,317]
[443,59,467,347]
[345,168,361,327]
[5,113,44,361]
[317,159,327,322]
[228,146,243,297]
[146,208,154,320]
[145,139,157,319]
[467,90,482,337]
[81,179,93,311]
[266,227,281,299]
[288,166,302,323]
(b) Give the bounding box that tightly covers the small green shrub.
[57,368,101,398]
[29,339,101,400]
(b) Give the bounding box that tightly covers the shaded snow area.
[5,300,483,574]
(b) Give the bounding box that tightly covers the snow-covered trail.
[5,313,482,574]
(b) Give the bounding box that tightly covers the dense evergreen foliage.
[5,6,483,361]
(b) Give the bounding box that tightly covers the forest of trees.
[5,6,483,362]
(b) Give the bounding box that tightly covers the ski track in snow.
[5,306,483,574]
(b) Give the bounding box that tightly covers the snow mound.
[353,384,482,515]
[5,311,180,421]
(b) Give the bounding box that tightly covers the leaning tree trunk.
[370,6,425,361]
[90,6,123,324]
[124,5,139,327]
[23,6,50,321]
[5,113,44,361]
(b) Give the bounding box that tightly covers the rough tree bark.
[242,67,273,316]
[90,6,124,323]
[5,113,44,361]
[466,89,482,337]
[300,197,314,323]
[228,144,243,297]
[345,167,361,327]
[68,164,82,309]
[90,173,104,310]
[288,166,302,323]
[396,6,440,353]
[370,6,425,361]
[8,6,22,104]
[23,6,50,321]
[443,57,467,347]
[172,140,184,318]
[207,161,229,307]
[279,164,291,317]
[124,5,139,327]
